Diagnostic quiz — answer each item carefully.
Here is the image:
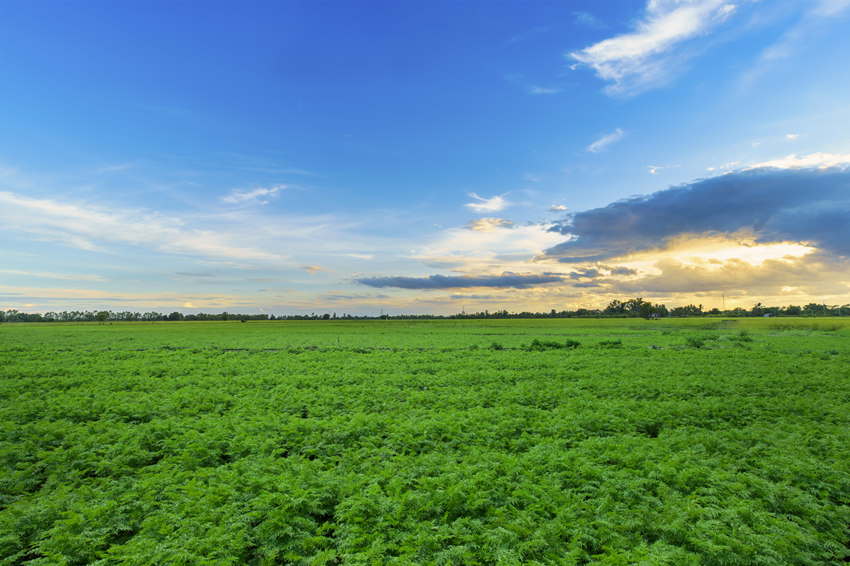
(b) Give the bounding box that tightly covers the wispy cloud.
[811,0,850,16]
[570,0,739,95]
[0,191,283,262]
[587,128,626,153]
[466,218,514,232]
[303,264,331,274]
[465,193,510,213]
[574,11,606,29]
[505,73,560,95]
[0,284,256,308]
[741,1,850,87]
[529,86,559,95]
[222,184,290,205]
[647,164,678,175]
[0,269,105,282]
[503,24,558,47]
[93,162,138,174]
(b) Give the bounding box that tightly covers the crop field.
[1,318,849,565]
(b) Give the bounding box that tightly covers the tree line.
[448,299,847,319]
[1,299,848,323]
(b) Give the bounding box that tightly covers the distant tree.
[96,311,109,324]
[803,303,826,316]
[750,303,766,317]
[670,304,703,317]
[783,305,802,316]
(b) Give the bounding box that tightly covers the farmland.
[1,318,849,565]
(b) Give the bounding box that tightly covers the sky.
[1,0,850,316]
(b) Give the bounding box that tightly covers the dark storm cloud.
[355,273,564,290]
[546,167,850,261]
[568,268,600,279]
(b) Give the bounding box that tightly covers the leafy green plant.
[1,318,848,564]
[527,338,580,351]
[729,330,753,342]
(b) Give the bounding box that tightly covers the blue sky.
[2,0,849,315]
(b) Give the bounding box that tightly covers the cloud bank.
[546,165,850,262]
[355,273,564,290]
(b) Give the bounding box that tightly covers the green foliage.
[730,329,753,342]
[527,338,581,351]
[1,319,849,564]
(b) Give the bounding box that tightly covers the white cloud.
[222,184,289,205]
[587,128,626,153]
[570,0,739,95]
[550,204,568,212]
[415,223,566,274]
[529,86,559,94]
[746,152,850,170]
[647,164,679,174]
[466,218,515,232]
[465,193,510,213]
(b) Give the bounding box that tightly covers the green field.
[1,319,849,565]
